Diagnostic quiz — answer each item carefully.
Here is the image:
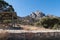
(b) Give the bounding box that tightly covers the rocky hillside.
[0,0,18,29]
[18,11,56,25]
[18,11,60,29]
[18,11,45,25]
[0,0,17,24]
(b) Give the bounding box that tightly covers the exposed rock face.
[30,12,37,18]
[30,11,45,19]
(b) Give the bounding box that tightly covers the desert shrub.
[39,17,60,29]
[35,22,41,26]
[3,20,12,23]
[53,24,60,29]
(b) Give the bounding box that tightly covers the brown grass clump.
[0,32,9,40]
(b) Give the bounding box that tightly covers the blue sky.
[5,0,60,17]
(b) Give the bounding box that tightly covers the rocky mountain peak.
[30,12,37,18]
[30,11,45,19]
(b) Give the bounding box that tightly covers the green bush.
[38,17,60,29]
[35,22,41,26]
[53,24,60,29]
[3,20,12,23]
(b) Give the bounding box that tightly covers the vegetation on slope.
[35,17,60,29]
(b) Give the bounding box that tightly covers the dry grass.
[0,31,9,40]
[20,25,50,31]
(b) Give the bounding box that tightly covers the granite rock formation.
[30,11,45,19]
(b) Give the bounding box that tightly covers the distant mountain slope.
[17,11,60,29]
[18,11,45,25]
[17,11,54,25]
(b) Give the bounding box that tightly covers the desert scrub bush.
[52,24,60,30]
[35,22,41,26]
[39,17,60,29]
[35,17,60,29]
[3,20,12,23]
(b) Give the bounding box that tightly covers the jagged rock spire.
[30,11,45,19]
